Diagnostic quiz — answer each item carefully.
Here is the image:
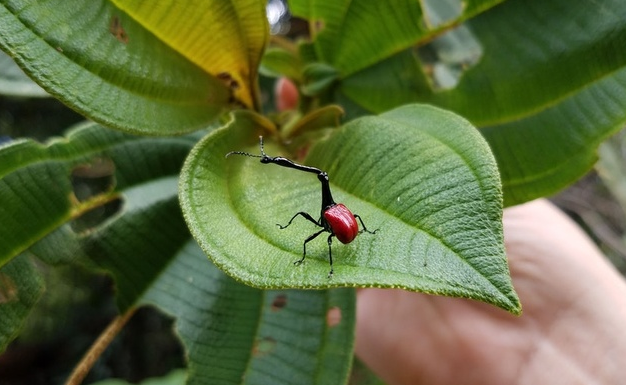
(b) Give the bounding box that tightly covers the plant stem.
[65,308,136,385]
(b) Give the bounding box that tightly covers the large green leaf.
[180,105,520,313]
[0,0,230,135]
[111,0,269,110]
[327,0,626,205]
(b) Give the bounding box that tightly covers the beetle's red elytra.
[226,136,377,277]
[324,203,359,244]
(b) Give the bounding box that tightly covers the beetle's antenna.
[225,150,262,158]
[225,136,266,158]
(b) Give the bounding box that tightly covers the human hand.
[355,199,626,385]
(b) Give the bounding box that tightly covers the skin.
[355,199,626,385]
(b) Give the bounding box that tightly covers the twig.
[65,308,136,385]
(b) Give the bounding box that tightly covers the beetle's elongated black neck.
[263,155,336,209]
[226,137,337,210]
[318,172,336,210]
[261,155,322,176]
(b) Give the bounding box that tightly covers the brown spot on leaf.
[271,294,287,311]
[216,72,240,90]
[215,71,247,109]
[326,306,341,327]
[0,273,18,304]
[312,19,325,34]
[252,337,276,357]
[110,15,129,44]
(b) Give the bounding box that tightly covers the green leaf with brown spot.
[180,105,520,314]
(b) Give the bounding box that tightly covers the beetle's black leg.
[278,211,320,229]
[294,228,325,266]
[354,214,378,234]
[327,234,335,278]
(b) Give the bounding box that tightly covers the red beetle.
[227,137,377,277]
